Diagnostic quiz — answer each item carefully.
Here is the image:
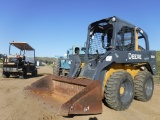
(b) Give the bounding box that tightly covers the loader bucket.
[25,75,102,116]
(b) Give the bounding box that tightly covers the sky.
[0,0,159,57]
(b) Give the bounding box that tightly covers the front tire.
[3,71,10,78]
[19,71,27,79]
[32,69,38,77]
[104,71,134,110]
[134,71,154,102]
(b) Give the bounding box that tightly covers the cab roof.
[10,42,34,50]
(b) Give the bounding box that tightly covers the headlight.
[111,17,116,22]
[140,29,143,34]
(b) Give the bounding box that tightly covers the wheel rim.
[120,86,125,95]
[145,78,153,97]
[120,80,133,103]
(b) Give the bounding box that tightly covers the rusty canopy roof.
[10,42,34,50]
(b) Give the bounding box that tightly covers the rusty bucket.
[25,75,102,116]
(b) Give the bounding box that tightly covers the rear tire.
[134,71,154,102]
[32,69,38,77]
[53,58,60,75]
[104,71,134,110]
[19,71,27,79]
[3,72,10,78]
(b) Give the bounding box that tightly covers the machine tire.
[3,72,10,78]
[134,71,154,102]
[19,71,27,79]
[53,58,60,75]
[104,71,134,111]
[32,69,38,77]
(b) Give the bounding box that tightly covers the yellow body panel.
[80,62,145,96]
[81,62,85,68]
[134,27,139,51]
[103,64,140,94]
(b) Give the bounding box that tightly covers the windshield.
[9,44,21,55]
[88,22,113,58]
[9,45,35,63]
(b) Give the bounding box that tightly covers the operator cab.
[88,20,113,59]
[87,16,149,60]
[75,47,80,55]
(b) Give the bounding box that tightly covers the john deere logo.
[128,53,142,60]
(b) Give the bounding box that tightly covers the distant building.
[36,60,42,66]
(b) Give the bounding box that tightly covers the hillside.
[35,57,56,64]
[156,51,160,75]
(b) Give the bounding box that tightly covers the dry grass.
[154,75,160,84]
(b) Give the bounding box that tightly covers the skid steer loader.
[26,16,156,116]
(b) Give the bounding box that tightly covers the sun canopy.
[10,42,34,50]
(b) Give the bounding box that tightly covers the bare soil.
[0,66,160,120]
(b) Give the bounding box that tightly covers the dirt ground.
[0,66,160,120]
